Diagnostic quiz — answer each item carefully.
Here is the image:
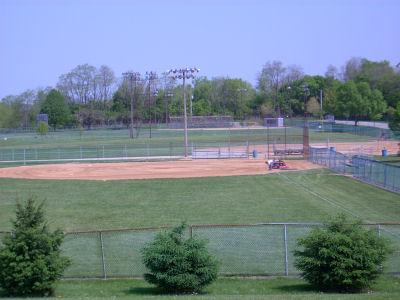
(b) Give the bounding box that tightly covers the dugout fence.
[2,223,398,279]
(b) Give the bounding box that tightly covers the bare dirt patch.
[0,159,319,181]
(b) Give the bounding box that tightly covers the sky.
[0,0,399,99]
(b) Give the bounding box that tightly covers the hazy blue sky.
[0,0,399,99]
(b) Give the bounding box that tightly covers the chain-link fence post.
[284,224,289,276]
[99,231,107,279]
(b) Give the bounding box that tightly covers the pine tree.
[141,223,219,294]
[0,196,71,296]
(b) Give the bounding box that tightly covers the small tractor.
[266,159,288,170]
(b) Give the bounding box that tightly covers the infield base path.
[0,159,319,181]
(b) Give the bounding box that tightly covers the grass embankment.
[1,277,400,299]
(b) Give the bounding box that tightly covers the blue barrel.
[382,149,387,156]
[330,147,336,152]
[253,150,258,158]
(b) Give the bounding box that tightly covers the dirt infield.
[0,140,397,181]
[0,159,319,181]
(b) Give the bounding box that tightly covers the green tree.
[294,214,392,292]
[193,99,212,116]
[37,121,49,136]
[141,223,220,294]
[389,102,400,132]
[0,102,12,128]
[0,196,71,297]
[40,89,70,127]
[335,81,364,124]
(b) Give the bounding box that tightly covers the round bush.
[141,223,220,294]
[294,214,393,292]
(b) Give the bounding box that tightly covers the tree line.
[1,57,399,130]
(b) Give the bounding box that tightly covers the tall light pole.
[286,86,292,120]
[303,84,309,159]
[145,71,157,139]
[167,67,200,157]
[237,88,247,120]
[320,88,323,122]
[122,72,141,139]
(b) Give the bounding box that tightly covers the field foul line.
[277,172,400,240]
[276,172,366,221]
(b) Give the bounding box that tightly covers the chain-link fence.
[289,120,398,139]
[41,223,399,278]
[309,147,347,174]
[309,147,400,193]
[0,128,306,163]
[1,224,399,278]
[352,156,400,192]
[0,143,187,163]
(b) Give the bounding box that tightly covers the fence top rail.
[65,226,172,235]
[353,155,400,169]
[54,222,400,234]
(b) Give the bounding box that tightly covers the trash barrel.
[330,147,336,152]
[382,149,387,157]
[253,150,258,158]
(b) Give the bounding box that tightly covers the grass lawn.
[374,154,400,166]
[1,169,399,277]
[1,277,400,299]
[1,169,399,231]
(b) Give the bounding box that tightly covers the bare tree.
[57,64,98,104]
[161,72,176,123]
[342,57,363,82]
[285,64,304,83]
[257,60,287,116]
[325,64,339,81]
[98,65,116,109]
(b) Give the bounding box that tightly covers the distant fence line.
[309,147,400,193]
[1,223,399,279]
[289,120,397,139]
[1,121,399,138]
[0,129,306,163]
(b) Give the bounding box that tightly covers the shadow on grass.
[125,286,161,296]
[126,286,209,297]
[125,286,169,296]
[271,283,315,294]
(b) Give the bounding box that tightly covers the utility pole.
[122,72,141,139]
[145,71,157,139]
[167,68,200,157]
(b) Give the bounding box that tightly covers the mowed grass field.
[0,168,399,231]
[2,277,400,300]
[0,166,400,297]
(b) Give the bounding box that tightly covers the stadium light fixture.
[167,67,200,157]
